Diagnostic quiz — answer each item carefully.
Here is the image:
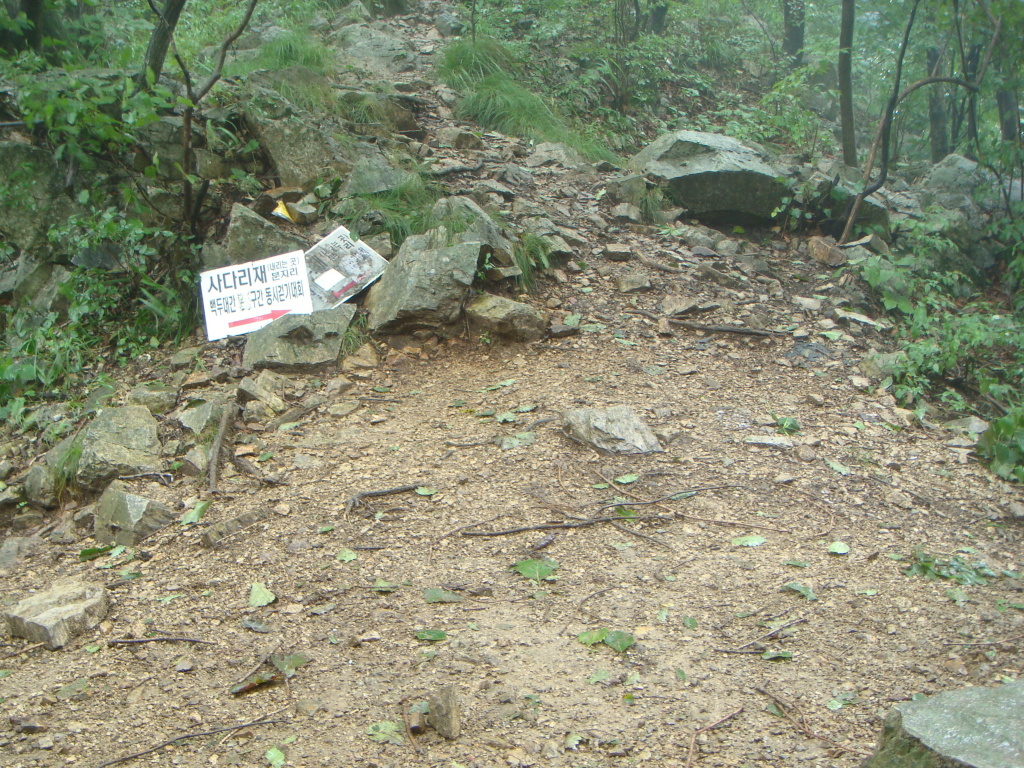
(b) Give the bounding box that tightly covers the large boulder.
[329,24,413,76]
[244,89,354,189]
[909,154,1004,272]
[432,196,515,265]
[863,681,1024,768]
[365,233,483,333]
[76,406,163,490]
[203,203,308,270]
[340,153,416,196]
[629,130,789,222]
[0,142,79,257]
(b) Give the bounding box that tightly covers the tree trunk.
[136,0,190,90]
[995,89,1019,141]
[927,47,949,162]
[838,0,856,166]
[19,0,45,51]
[782,0,805,69]
[963,42,981,159]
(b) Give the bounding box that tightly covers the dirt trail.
[2,10,1024,768]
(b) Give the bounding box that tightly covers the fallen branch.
[399,697,423,754]
[94,715,288,768]
[0,642,45,660]
[577,587,616,619]
[668,319,785,337]
[108,636,216,646]
[208,401,241,494]
[716,617,807,653]
[462,513,672,537]
[637,254,685,273]
[755,686,871,757]
[231,640,283,687]
[684,708,744,768]
[423,159,485,177]
[345,484,420,517]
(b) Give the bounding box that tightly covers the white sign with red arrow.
[199,250,313,341]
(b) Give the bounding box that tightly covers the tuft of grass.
[341,312,370,356]
[638,187,664,223]
[513,232,552,293]
[436,37,516,89]
[454,74,619,164]
[229,29,335,77]
[455,74,563,141]
[337,174,442,248]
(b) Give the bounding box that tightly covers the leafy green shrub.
[3,63,175,169]
[0,210,197,407]
[977,408,1024,482]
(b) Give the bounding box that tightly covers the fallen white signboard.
[304,224,388,312]
[200,250,312,341]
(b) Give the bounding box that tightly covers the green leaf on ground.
[603,630,635,653]
[335,548,358,563]
[945,587,969,605]
[732,535,766,547]
[371,579,399,593]
[512,558,558,581]
[615,505,637,518]
[496,411,517,423]
[682,616,698,629]
[181,500,211,525]
[248,583,276,607]
[499,432,535,450]
[675,668,687,682]
[366,721,405,745]
[415,486,437,496]
[782,582,817,601]
[614,473,639,484]
[563,313,582,327]
[592,482,610,489]
[761,650,793,661]
[423,587,463,603]
[577,628,609,647]
[784,559,809,568]
[828,541,851,555]
[271,653,311,678]
[78,545,115,562]
[266,747,286,767]
[587,669,611,684]
[415,629,447,641]
[482,379,516,391]
[825,458,851,475]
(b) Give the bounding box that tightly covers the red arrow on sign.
[228,309,290,328]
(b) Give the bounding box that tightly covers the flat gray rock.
[94,480,177,546]
[4,579,108,650]
[243,304,357,371]
[863,681,1024,768]
[562,406,663,454]
[465,293,548,341]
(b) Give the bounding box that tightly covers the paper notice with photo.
[305,224,389,312]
